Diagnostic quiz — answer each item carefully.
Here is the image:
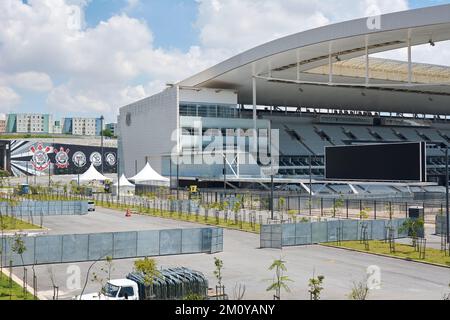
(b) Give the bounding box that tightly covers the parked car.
[87,201,96,212]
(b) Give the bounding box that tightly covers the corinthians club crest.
[54,147,70,169]
[30,143,52,172]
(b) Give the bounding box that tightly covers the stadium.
[118,4,450,197]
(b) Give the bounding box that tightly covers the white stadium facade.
[118,5,450,195]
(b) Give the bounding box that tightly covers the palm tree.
[266,258,292,300]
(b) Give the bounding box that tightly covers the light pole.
[100,115,104,175]
[445,147,449,246]
[309,155,313,216]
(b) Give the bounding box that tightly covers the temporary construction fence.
[260,218,410,249]
[127,267,209,300]
[0,201,89,217]
[436,215,448,235]
[1,227,223,267]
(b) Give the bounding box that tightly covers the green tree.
[308,273,325,300]
[333,196,344,218]
[213,257,224,288]
[102,128,114,138]
[134,257,160,300]
[399,218,425,248]
[11,234,27,295]
[266,258,292,300]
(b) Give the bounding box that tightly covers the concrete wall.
[118,86,178,177]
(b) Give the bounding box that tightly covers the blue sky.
[2,0,450,122]
[83,0,450,51]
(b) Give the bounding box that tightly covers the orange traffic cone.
[125,209,131,217]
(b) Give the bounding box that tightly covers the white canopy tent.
[129,163,170,186]
[112,174,135,196]
[72,164,110,183]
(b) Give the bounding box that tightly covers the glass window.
[118,286,134,299]
[103,283,120,298]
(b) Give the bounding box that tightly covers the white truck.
[74,268,209,301]
[75,279,139,300]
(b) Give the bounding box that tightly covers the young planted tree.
[11,234,27,295]
[266,258,292,300]
[91,256,115,295]
[308,273,325,300]
[399,218,425,249]
[278,197,286,220]
[359,208,370,220]
[134,257,160,300]
[333,196,344,218]
[348,278,370,300]
[213,257,224,296]
[232,283,246,300]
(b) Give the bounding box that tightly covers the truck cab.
[75,279,139,300]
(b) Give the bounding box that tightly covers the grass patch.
[0,216,41,231]
[21,194,261,233]
[0,274,36,300]
[96,200,261,234]
[323,240,450,267]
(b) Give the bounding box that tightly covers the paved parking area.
[9,207,450,300]
[41,207,207,235]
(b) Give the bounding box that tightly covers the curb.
[1,268,47,300]
[321,243,450,269]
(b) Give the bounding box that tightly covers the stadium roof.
[178,5,450,115]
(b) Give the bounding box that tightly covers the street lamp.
[100,115,104,175]
[435,142,450,247]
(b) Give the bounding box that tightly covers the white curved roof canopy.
[178,5,450,115]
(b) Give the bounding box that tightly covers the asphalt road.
[10,207,450,300]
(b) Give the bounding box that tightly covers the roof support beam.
[408,36,412,84]
[252,76,257,152]
[328,54,333,84]
[365,37,370,86]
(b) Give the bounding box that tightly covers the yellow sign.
[190,185,198,193]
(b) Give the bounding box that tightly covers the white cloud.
[0,86,21,112]
[8,72,53,92]
[195,0,409,55]
[0,0,448,120]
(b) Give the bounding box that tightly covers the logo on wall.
[90,152,102,167]
[30,143,51,172]
[54,147,70,169]
[72,151,87,168]
[106,153,116,167]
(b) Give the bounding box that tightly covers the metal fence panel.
[282,224,296,246]
[1,226,222,267]
[35,235,63,264]
[62,234,89,263]
[295,223,312,246]
[88,233,114,260]
[372,220,386,240]
[210,228,223,253]
[327,220,340,242]
[113,232,138,259]
[159,229,182,256]
[181,229,203,254]
[311,222,327,243]
[341,220,359,241]
[137,230,160,257]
